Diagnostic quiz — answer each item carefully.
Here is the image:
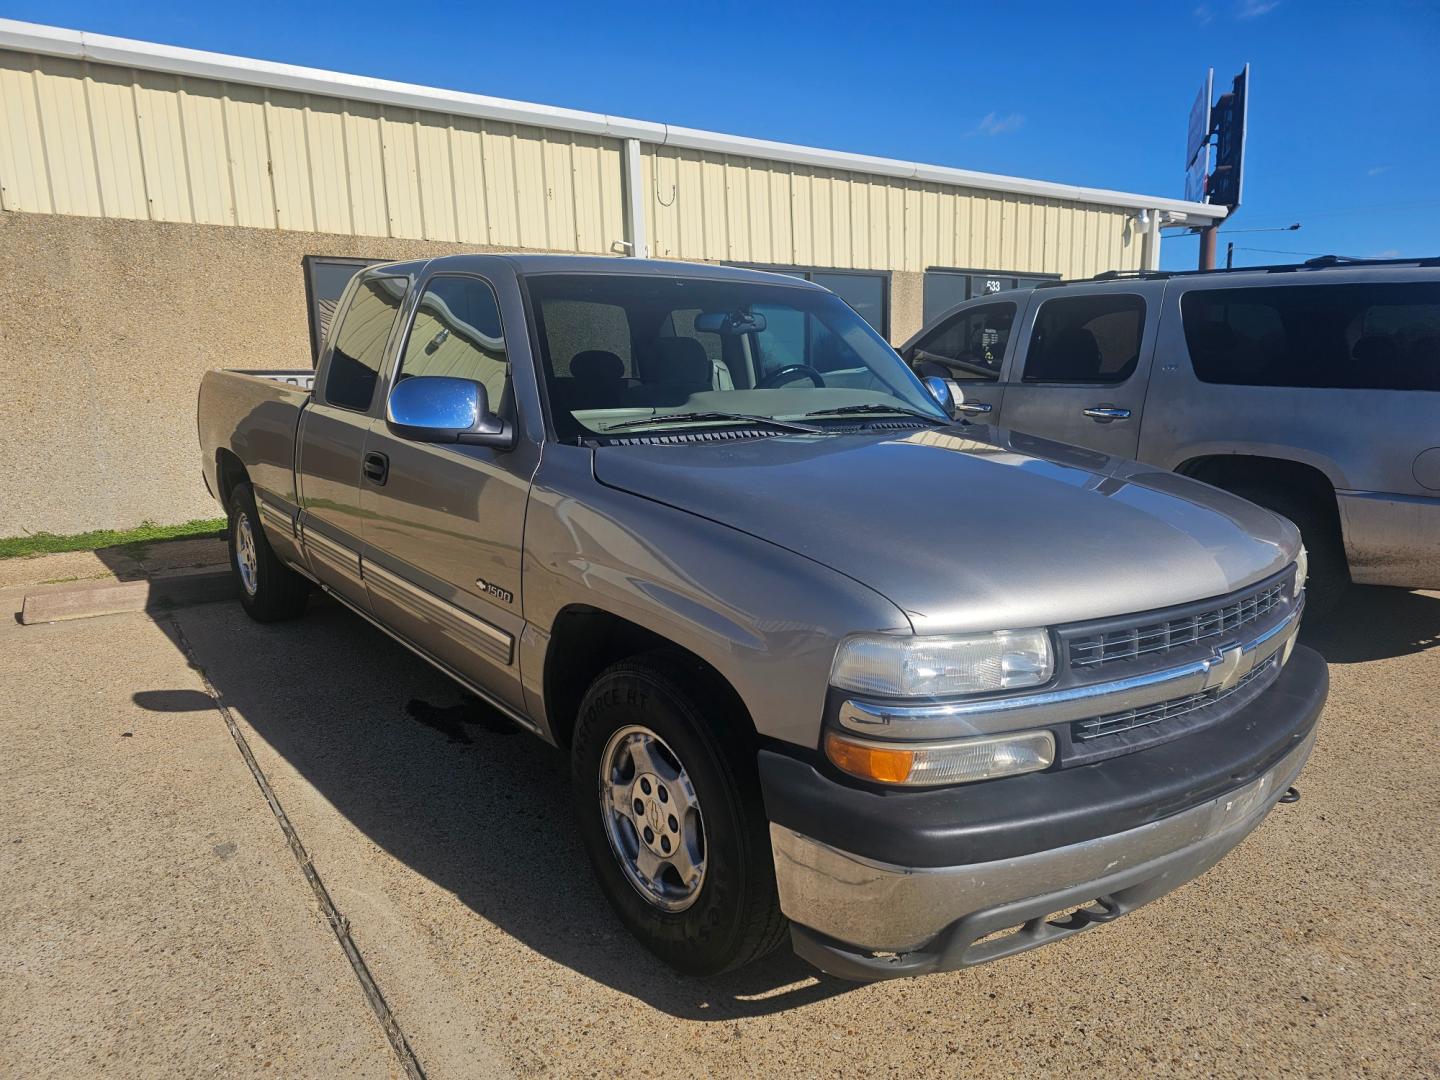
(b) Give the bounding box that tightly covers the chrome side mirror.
[922,375,954,412]
[386,376,514,449]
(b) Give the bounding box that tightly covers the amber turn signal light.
[824,731,914,784]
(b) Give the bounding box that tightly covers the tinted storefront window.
[729,265,889,337]
[922,269,1057,322]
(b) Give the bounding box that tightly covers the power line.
[1236,246,1366,259]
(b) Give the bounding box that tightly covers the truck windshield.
[525,273,948,441]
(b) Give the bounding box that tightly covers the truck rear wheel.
[571,653,787,975]
[227,482,309,623]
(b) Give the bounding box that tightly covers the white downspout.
[622,139,648,259]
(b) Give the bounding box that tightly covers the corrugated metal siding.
[0,49,1139,277]
[642,145,1141,278]
[0,52,625,252]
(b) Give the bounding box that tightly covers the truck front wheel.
[227,482,309,623]
[571,653,786,975]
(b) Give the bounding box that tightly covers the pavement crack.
[169,615,427,1080]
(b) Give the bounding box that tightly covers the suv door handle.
[1082,406,1131,422]
[955,400,993,414]
[363,451,389,485]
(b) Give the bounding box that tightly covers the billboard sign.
[1184,68,1213,203]
[1208,64,1249,209]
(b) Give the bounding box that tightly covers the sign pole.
[1199,225,1218,270]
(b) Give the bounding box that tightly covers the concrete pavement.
[0,600,400,1079]
[2,581,1437,1077]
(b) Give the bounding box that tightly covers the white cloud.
[1371,249,1402,258]
[1194,3,1215,24]
[974,112,1025,136]
[1367,165,1391,176]
[1235,0,1280,18]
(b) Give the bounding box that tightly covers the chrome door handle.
[1082,406,1131,422]
[955,401,993,414]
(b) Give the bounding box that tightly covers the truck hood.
[592,425,1299,634]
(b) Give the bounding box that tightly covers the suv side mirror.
[386,376,515,449]
[921,375,954,412]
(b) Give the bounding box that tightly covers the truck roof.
[366,252,827,287]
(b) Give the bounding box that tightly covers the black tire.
[571,652,787,976]
[1229,482,1349,619]
[227,481,309,623]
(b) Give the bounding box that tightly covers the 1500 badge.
[475,577,514,605]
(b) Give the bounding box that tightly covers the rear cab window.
[1182,282,1440,391]
[1022,294,1146,384]
[322,275,408,411]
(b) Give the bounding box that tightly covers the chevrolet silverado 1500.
[197,255,1327,979]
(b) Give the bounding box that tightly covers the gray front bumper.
[773,727,1315,981]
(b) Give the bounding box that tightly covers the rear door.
[902,298,1023,418]
[296,273,409,602]
[358,271,536,714]
[996,283,1163,458]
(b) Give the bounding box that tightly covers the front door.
[296,273,409,603]
[903,299,1023,419]
[996,285,1161,459]
[359,273,534,714]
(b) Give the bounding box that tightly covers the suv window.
[1183,282,1440,391]
[1023,294,1146,384]
[324,276,407,411]
[909,302,1017,382]
[396,276,509,408]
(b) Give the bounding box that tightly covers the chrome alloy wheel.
[234,512,259,596]
[599,724,707,912]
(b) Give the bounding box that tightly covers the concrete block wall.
[0,213,928,536]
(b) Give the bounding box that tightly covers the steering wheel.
[757,364,826,389]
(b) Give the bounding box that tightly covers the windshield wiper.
[800,403,949,425]
[599,411,822,434]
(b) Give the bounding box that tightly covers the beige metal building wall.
[0,49,1141,278]
[0,52,627,252]
[641,146,1141,278]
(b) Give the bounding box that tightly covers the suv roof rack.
[1045,254,1440,287]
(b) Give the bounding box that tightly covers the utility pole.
[1226,241,1234,269]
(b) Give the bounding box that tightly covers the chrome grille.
[1068,580,1287,670]
[1073,655,1277,741]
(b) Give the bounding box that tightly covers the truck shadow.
[1299,586,1440,664]
[142,598,854,1020]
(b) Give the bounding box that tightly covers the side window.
[1022,294,1146,384]
[397,276,508,408]
[910,302,1017,382]
[324,276,407,412]
[1182,282,1440,391]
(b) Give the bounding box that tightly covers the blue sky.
[6,0,1438,270]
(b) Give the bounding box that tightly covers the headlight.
[830,629,1053,697]
[825,729,1056,786]
[1293,547,1308,599]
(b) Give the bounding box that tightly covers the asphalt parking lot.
[2,583,1437,1078]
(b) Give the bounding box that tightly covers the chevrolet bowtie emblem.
[1202,642,1252,692]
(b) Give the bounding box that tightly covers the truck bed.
[197,369,313,511]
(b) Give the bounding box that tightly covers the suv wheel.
[227,481,309,623]
[571,653,787,975]
[1230,483,1349,619]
